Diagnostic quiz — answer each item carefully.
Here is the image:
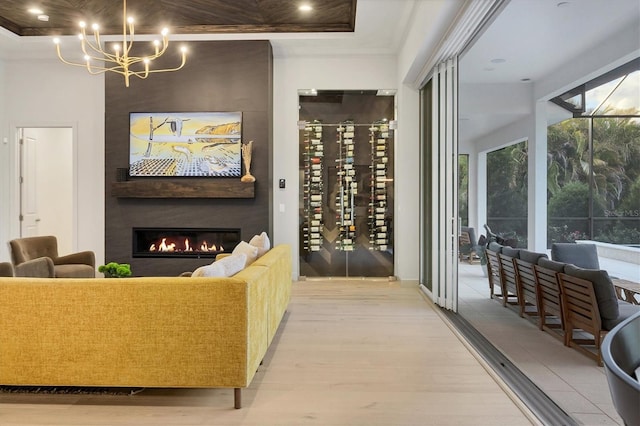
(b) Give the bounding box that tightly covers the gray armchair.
[9,236,95,278]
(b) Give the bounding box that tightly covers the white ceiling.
[459,0,640,144]
[460,0,640,84]
[1,0,638,143]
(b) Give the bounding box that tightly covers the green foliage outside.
[547,113,640,245]
[483,113,639,247]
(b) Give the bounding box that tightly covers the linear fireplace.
[132,227,241,258]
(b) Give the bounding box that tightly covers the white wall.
[0,58,104,264]
[0,59,7,260]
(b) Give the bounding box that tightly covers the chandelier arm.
[129,69,151,80]
[93,29,103,53]
[145,53,187,74]
[81,35,112,60]
[125,22,135,56]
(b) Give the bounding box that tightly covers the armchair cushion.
[501,247,520,258]
[519,250,547,265]
[9,236,59,265]
[537,258,566,272]
[564,264,619,321]
[551,243,600,269]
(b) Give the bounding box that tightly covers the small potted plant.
[98,262,132,278]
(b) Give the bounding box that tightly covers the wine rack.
[335,121,357,251]
[369,120,390,251]
[301,121,324,252]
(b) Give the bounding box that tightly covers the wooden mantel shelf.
[111,179,255,199]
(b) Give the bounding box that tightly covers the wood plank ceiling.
[0,0,357,36]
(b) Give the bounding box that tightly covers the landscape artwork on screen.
[129,112,242,177]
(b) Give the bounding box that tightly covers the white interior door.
[20,129,40,237]
[18,128,74,254]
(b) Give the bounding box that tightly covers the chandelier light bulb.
[53,0,187,87]
[181,46,187,53]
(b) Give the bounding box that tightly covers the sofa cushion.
[232,241,259,267]
[249,232,271,257]
[192,253,247,277]
[55,264,95,278]
[501,246,520,259]
[537,258,566,272]
[551,243,600,269]
[564,264,619,321]
[602,302,640,331]
[519,250,547,264]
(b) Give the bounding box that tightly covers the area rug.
[0,386,145,395]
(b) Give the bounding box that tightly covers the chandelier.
[53,0,187,87]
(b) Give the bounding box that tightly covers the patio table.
[613,278,640,305]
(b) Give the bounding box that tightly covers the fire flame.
[148,237,222,253]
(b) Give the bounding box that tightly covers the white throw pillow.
[232,241,259,267]
[249,232,271,257]
[192,253,247,277]
[192,262,225,277]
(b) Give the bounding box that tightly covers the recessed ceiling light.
[37,14,49,22]
[490,58,506,64]
[376,89,396,96]
[28,7,44,14]
[299,4,313,12]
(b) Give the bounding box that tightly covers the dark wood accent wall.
[105,40,273,276]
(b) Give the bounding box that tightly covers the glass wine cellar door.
[298,90,395,277]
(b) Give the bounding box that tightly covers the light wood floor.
[0,280,535,425]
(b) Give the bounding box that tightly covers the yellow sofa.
[0,244,292,409]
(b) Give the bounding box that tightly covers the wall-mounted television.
[129,112,242,177]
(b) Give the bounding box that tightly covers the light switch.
[279,203,285,213]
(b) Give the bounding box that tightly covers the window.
[548,58,640,246]
[486,141,528,247]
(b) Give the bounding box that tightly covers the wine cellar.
[298,91,395,277]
